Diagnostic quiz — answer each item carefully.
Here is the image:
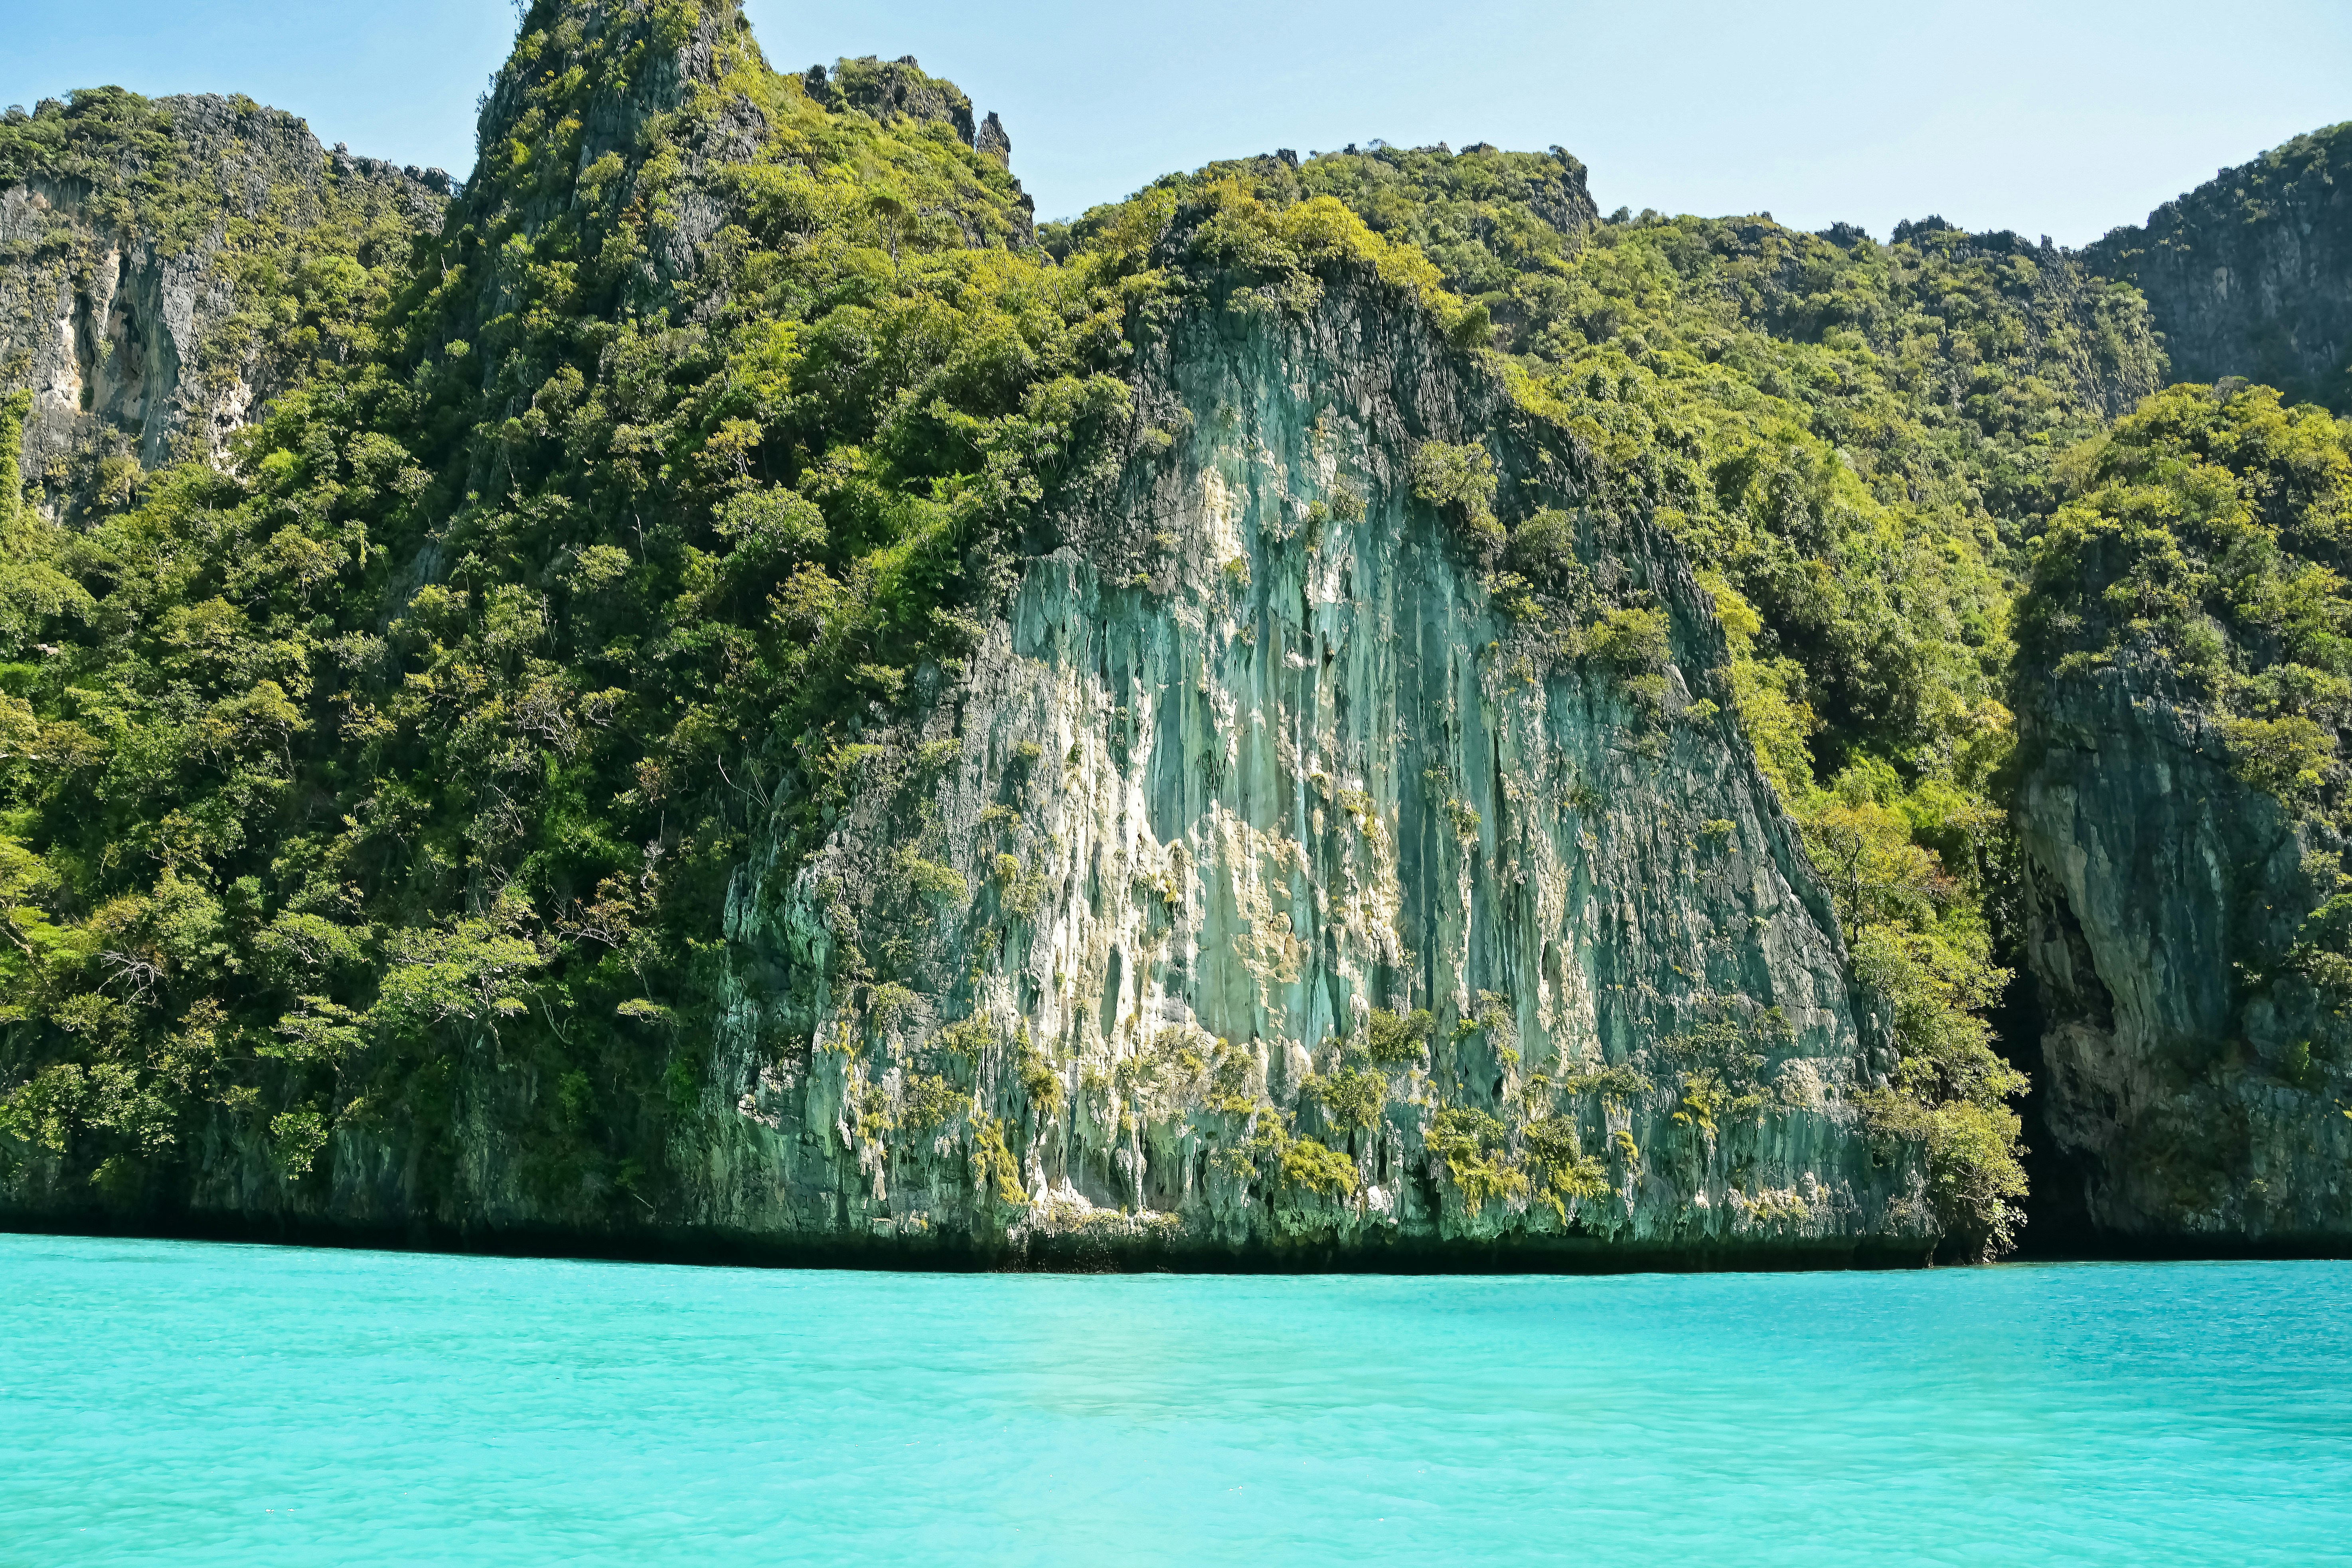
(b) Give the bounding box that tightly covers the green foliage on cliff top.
[1285,143,1596,300]
[2021,383,2352,912]
[2020,383,2352,745]
[1,86,250,253]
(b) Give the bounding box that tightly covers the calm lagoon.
[1,1234,2347,1564]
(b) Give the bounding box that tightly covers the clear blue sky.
[8,0,2349,245]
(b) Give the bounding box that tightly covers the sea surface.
[2,1235,2348,1564]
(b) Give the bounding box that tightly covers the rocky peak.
[978,110,1011,166]
[807,55,974,144]
[802,52,1022,175]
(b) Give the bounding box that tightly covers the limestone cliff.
[2018,667,2352,1243]
[692,280,1935,1264]
[2085,122,2352,413]
[0,0,1953,1268]
[40,283,1944,1268]
[0,91,446,507]
[2012,385,2352,1248]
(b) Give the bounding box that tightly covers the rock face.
[76,282,1939,1267]
[2085,122,2352,412]
[0,93,445,499]
[684,282,1934,1265]
[977,111,1011,166]
[2018,668,2352,1242]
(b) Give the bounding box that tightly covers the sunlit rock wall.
[701,282,1935,1264]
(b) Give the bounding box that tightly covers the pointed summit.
[978,111,1011,167]
[432,1,1037,361]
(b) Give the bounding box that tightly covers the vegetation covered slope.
[2021,385,2352,776]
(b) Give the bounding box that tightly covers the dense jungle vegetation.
[0,0,2339,1256]
[0,5,1167,1211]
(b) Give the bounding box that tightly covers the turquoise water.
[2,1237,2348,1564]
